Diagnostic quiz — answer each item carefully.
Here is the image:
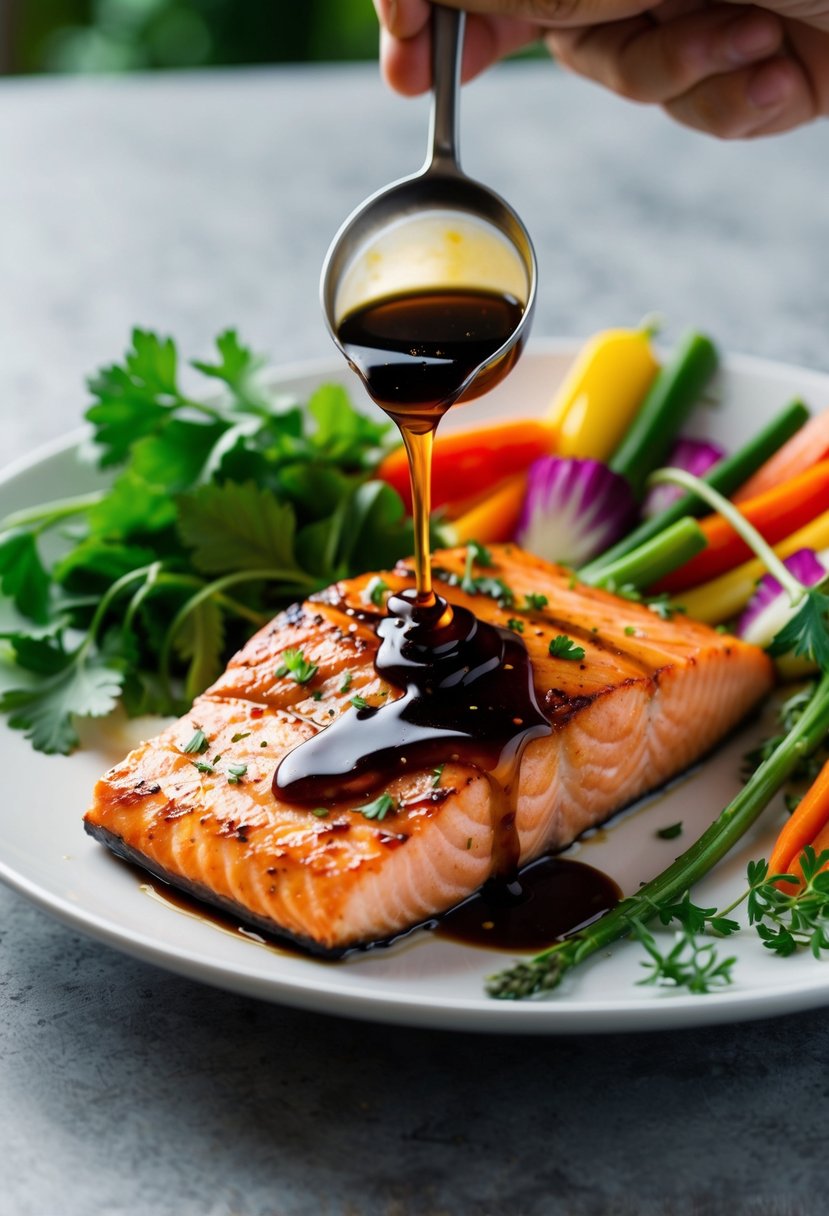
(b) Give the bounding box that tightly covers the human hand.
[372,0,829,138]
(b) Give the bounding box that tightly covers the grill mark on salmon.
[84,544,775,954]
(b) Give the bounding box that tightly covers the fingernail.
[727,15,780,64]
[747,60,792,109]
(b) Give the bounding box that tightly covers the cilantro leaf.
[307,384,391,468]
[0,530,50,623]
[548,635,586,661]
[129,419,227,493]
[87,471,177,538]
[191,329,264,397]
[176,481,303,577]
[768,590,829,673]
[85,330,181,467]
[0,638,125,754]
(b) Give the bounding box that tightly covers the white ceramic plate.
[3,339,829,1034]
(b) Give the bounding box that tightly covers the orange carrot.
[734,410,829,503]
[442,473,527,545]
[377,419,553,513]
[768,757,829,892]
[654,459,829,594]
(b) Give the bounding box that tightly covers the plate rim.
[4,339,829,1034]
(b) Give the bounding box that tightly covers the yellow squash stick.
[547,322,660,461]
[676,507,829,624]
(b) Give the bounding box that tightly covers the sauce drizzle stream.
[274,280,551,888]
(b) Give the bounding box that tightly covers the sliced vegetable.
[676,508,829,624]
[737,549,828,648]
[376,419,552,513]
[655,459,829,594]
[641,437,725,519]
[735,409,829,503]
[768,756,829,893]
[514,457,636,566]
[546,322,659,461]
[585,517,708,593]
[580,399,809,582]
[442,473,526,545]
[608,330,719,500]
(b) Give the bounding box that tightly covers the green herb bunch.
[0,329,411,753]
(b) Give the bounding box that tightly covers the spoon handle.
[427,4,465,172]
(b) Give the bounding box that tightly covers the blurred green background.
[3,0,380,74]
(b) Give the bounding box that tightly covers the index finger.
[373,0,433,39]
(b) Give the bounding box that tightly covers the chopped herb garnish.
[467,540,493,568]
[350,694,369,710]
[480,577,514,606]
[364,576,391,608]
[212,754,222,764]
[191,760,214,774]
[340,671,353,693]
[311,690,323,701]
[548,635,586,661]
[312,807,329,818]
[523,593,548,612]
[656,822,683,840]
[260,740,268,747]
[432,764,445,788]
[230,731,250,743]
[276,648,319,685]
[624,625,637,637]
[226,762,247,784]
[647,593,678,621]
[182,728,209,755]
[356,793,396,821]
[506,618,525,634]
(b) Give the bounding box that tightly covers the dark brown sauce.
[435,855,620,952]
[129,849,617,961]
[337,287,524,432]
[274,588,552,876]
[272,279,582,938]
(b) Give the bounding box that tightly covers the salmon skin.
[84,545,774,956]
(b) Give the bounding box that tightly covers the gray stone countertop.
[1,61,828,1216]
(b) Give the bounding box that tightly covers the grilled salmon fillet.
[84,544,774,954]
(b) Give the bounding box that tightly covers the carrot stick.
[654,460,829,594]
[675,506,829,624]
[734,410,829,503]
[768,757,829,891]
[377,419,553,513]
[442,473,527,545]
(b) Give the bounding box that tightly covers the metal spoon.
[320,4,537,407]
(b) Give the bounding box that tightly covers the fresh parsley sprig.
[629,920,737,995]
[0,329,414,752]
[747,848,829,958]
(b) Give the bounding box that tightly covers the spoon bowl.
[320,5,537,410]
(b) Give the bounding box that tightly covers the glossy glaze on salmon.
[84,545,774,955]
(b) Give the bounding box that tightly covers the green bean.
[581,397,810,582]
[609,330,719,499]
